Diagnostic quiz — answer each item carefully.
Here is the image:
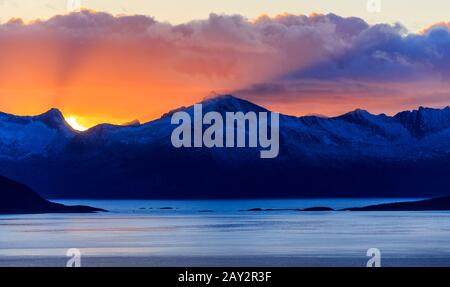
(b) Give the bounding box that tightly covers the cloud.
[288,23,450,82]
[421,22,450,34]
[236,78,450,116]
[0,10,449,123]
[235,21,450,115]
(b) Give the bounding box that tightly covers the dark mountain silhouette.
[241,196,450,211]
[344,196,450,211]
[0,175,105,214]
[1,95,450,199]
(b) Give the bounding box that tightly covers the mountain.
[0,108,76,159]
[0,174,105,214]
[394,106,450,137]
[1,95,450,199]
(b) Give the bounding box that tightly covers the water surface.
[1,199,449,267]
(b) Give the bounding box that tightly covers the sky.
[1,0,450,31]
[0,1,449,129]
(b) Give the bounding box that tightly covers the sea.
[1,198,450,267]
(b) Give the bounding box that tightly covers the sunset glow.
[65,117,88,131]
[0,7,449,125]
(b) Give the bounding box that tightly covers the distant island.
[343,196,450,211]
[0,175,105,214]
[243,207,335,212]
[242,197,450,212]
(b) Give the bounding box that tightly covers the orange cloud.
[0,10,361,126]
[419,21,450,34]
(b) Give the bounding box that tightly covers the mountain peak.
[32,108,80,134]
[199,94,269,113]
[34,108,69,130]
[337,108,376,121]
[348,108,371,116]
[38,108,64,119]
[0,108,68,129]
[161,95,269,118]
[202,94,236,101]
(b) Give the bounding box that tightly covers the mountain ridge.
[3,96,450,137]
[1,95,450,199]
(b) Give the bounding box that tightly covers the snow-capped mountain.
[1,95,450,199]
[0,109,76,159]
[394,106,450,137]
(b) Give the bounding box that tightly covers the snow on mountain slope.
[1,96,450,161]
[0,109,76,159]
[83,96,450,161]
[2,96,450,199]
[394,106,450,137]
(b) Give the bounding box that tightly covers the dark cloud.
[288,24,450,82]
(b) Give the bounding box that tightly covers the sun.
[65,117,89,131]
